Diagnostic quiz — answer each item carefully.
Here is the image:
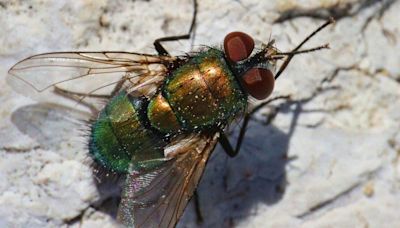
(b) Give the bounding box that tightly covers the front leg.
[218,113,250,157]
[219,95,291,157]
[154,0,197,56]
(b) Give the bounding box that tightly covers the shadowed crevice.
[274,0,395,23]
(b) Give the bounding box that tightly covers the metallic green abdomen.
[163,49,246,130]
[90,92,165,173]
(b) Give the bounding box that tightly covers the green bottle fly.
[7,4,332,225]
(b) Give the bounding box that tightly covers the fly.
[7,1,334,227]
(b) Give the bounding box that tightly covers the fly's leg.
[54,86,111,99]
[54,86,109,114]
[193,190,204,224]
[154,0,197,56]
[110,75,128,97]
[219,95,291,157]
[219,112,251,157]
[55,73,131,113]
[219,114,265,158]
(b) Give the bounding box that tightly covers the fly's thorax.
[164,49,247,130]
[147,93,180,133]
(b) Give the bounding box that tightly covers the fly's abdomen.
[147,93,181,134]
[163,49,247,130]
[90,92,166,173]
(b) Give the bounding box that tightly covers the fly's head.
[223,17,334,100]
[223,32,275,100]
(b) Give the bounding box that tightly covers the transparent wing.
[7,52,175,111]
[117,133,220,228]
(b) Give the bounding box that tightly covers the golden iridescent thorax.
[164,49,247,130]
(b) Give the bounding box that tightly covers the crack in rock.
[274,0,395,23]
[296,182,361,219]
[1,145,40,153]
[361,0,397,32]
[296,167,383,220]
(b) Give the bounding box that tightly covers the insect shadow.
[10,103,124,218]
[176,100,303,227]
[10,98,302,226]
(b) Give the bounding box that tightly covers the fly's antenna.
[276,44,330,56]
[274,17,335,80]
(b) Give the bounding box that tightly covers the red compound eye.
[241,68,275,100]
[224,32,255,62]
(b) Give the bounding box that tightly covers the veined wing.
[117,133,219,228]
[7,52,175,111]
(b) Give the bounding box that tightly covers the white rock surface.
[1,0,400,227]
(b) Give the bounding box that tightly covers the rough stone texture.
[1,0,400,227]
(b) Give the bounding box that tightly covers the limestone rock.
[1,0,399,227]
